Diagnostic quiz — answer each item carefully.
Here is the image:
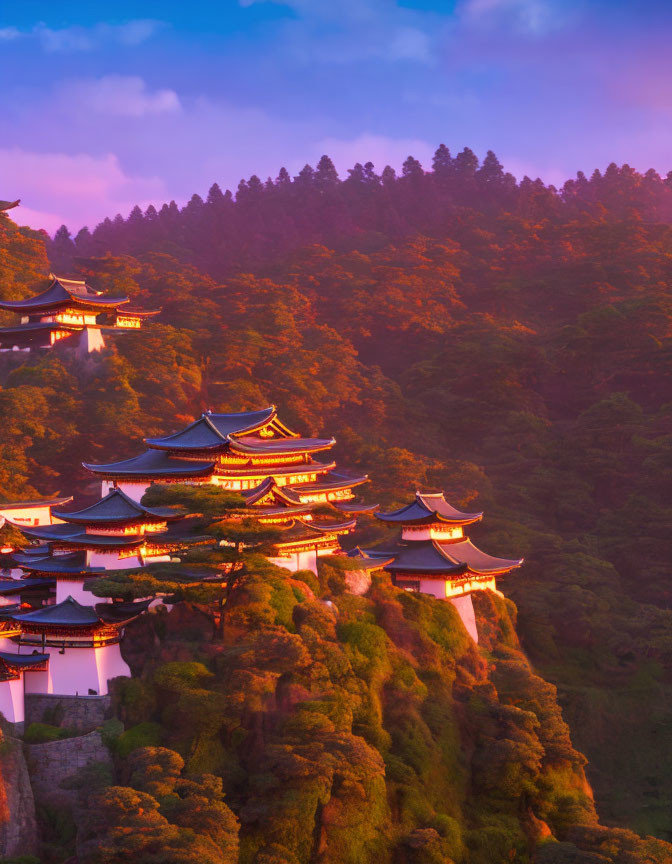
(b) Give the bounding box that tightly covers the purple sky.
[2,0,672,234]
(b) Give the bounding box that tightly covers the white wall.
[449,594,479,643]
[109,481,150,503]
[87,550,142,570]
[0,504,56,527]
[268,549,318,574]
[24,642,130,696]
[0,678,25,724]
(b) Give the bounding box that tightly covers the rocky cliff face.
[0,726,37,858]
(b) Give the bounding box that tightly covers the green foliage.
[23,723,73,744]
[115,722,163,758]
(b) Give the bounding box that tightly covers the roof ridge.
[201,413,229,441]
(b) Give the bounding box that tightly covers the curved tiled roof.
[229,436,335,455]
[14,596,101,626]
[144,407,277,451]
[52,488,181,525]
[0,274,129,312]
[377,492,483,526]
[83,448,215,478]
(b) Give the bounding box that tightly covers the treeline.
[48,146,672,277]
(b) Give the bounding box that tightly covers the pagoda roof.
[333,501,379,515]
[82,448,215,479]
[289,470,368,494]
[14,596,102,627]
[145,407,277,451]
[18,523,146,548]
[275,518,355,546]
[0,200,20,212]
[0,651,49,669]
[0,496,73,512]
[14,550,104,576]
[229,436,335,456]
[52,488,182,525]
[310,518,357,533]
[373,541,469,575]
[249,504,314,519]
[437,539,523,575]
[345,546,395,570]
[244,477,303,506]
[369,538,522,576]
[377,492,483,526]
[0,274,130,313]
[0,322,80,335]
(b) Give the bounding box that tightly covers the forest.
[1,145,672,862]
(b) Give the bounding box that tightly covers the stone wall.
[0,732,37,857]
[25,693,112,733]
[24,731,112,806]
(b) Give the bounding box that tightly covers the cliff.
[98,558,629,864]
[0,724,37,858]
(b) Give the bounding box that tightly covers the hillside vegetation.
[1,147,672,858]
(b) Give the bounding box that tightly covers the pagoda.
[365,492,522,642]
[84,406,369,504]
[0,273,159,353]
[5,596,148,697]
[83,407,371,573]
[12,487,206,603]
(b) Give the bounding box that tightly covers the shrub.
[23,723,72,744]
[115,721,163,758]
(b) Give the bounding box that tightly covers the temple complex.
[84,406,368,503]
[84,406,370,573]
[363,492,522,642]
[0,273,159,353]
[11,487,205,603]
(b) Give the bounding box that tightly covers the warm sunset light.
[0,2,670,863]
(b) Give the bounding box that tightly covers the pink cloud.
[0,148,168,232]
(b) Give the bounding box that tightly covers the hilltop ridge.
[1,148,672,858]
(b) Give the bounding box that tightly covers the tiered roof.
[376,492,482,526]
[367,491,522,584]
[83,448,215,479]
[52,488,181,525]
[0,275,130,314]
[144,407,285,451]
[14,595,146,628]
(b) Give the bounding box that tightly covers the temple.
[363,492,522,642]
[1,597,146,704]
[11,487,206,603]
[84,406,369,571]
[0,487,208,718]
[0,273,159,353]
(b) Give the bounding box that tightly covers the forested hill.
[1,146,672,858]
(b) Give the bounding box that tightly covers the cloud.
[241,0,439,64]
[458,0,568,34]
[0,148,167,233]
[3,19,164,53]
[58,76,181,118]
[0,26,21,40]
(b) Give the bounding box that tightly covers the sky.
[2,0,672,233]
